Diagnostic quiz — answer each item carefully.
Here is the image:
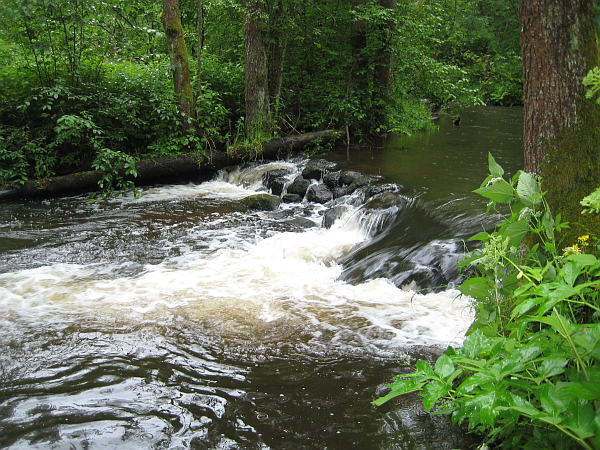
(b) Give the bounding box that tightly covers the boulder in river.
[301,159,337,181]
[286,175,311,197]
[240,193,281,211]
[306,184,333,204]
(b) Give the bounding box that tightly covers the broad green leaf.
[516,172,541,207]
[373,377,424,405]
[473,179,514,203]
[504,219,529,246]
[565,253,598,266]
[468,231,491,241]
[487,153,504,178]
[563,398,596,440]
[502,392,543,419]
[422,380,452,411]
[456,371,496,395]
[539,384,568,417]
[458,277,492,302]
[460,329,491,359]
[464,390,498,426]
[561,382,600,401]
[536,357,568,380]
[434,354,455,378]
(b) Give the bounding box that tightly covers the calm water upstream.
[0,106,523,449]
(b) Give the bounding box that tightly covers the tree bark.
[162,0,196,132]
[0,131,341,201]
[243,0,272,137]
[519,0,600,237]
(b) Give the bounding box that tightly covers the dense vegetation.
[0,0,522,189]
[376,155,600,449]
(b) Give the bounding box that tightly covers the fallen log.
[0,130,341,201]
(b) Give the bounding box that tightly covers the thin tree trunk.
[243,0,272,137]
[519,0,600,238]
[162,0,197,132]
[196,0,204,93]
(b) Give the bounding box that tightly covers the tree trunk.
[243,0,272,137]
[374,0,396,125]
[196,0,204,93]
[162,0,196,132]
[519,0,600,237]
[0,131,341,201]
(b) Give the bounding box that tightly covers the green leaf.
[536,357,568,380]
[474,179,514,203]
[460,329,491,359]
[373,376,425,405]
[516,172,541,207]
[422,380,452,411]
[561,382,600,401]
[563,398,596,440]
[468,231,491,241]
[434,354,455,378]
[504,219,529,246]
[487,152,504,178]
[539,384,568,417]
[458,277,492,302]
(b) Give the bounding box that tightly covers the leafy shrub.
[375,154,600,450]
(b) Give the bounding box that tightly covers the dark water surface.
[0,107,522,449]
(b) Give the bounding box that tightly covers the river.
[0,106,523,449]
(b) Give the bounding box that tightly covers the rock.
[306,184,333,204]
[346,175,379,195]
[240,193,281,211]
[301,159,337,180]
[270,177,287,196]
[339,170,362,186]
[322,205,352,228]
[364,183,402,200]
[362,193,407,211]
[285,217,316,228]
[262,169,292,191]
[287,175,311,197]
[323,171,341,190]
[282,193,303,203]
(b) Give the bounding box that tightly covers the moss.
[540,99,600,244]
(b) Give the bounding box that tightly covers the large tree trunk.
[519,0,600,238]
[162,0,196,132]
[243,0,272,138]
[0,131,341,201]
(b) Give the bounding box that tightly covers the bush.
[375,154,600,450]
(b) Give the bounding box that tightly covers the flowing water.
[0,106,523,450]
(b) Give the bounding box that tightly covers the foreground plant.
[375,154,600,450]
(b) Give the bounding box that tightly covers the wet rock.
[362,193,406,211]
[364,183,403,200]
[322,205,352,228]
[302,159,337,180]
[346,175,380,195]
[262,168,291,190]
[270,177,287,196]
[240,193,281,211]
[285,217,316,228]
[287,175,311,197]
[282,193,303,203]
[339,170,362,186]
[323,171,341,190]
[306,184,333,204]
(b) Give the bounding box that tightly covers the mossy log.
[0,130,341,201]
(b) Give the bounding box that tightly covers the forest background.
[0,0,523,187]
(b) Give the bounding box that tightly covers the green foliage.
[581,188,600,215]
[89,147,140,201]
[375,154,600,450]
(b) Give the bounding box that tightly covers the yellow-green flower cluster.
[563,235,590,255]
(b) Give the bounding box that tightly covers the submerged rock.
[322,205,352,228]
